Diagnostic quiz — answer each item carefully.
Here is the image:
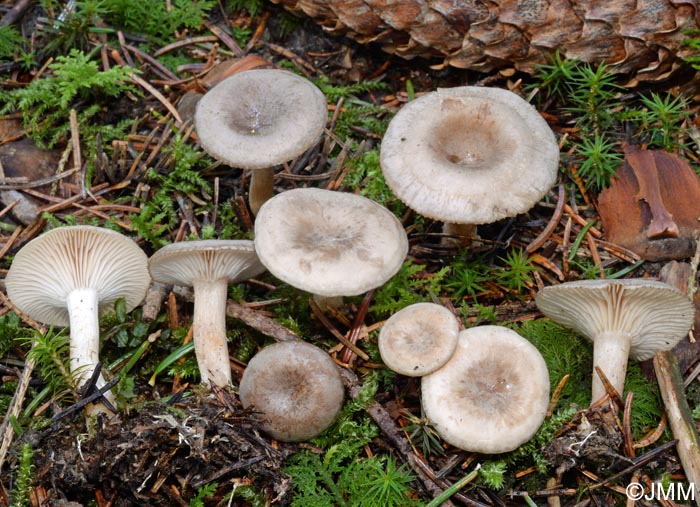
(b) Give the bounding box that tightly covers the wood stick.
[656,261,700,505]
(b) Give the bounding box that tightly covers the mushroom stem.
[442,222,478,246]
[192,278,232,386]
[312,294,343,311]
[67,288,116,406]
[249,166,275,216]
[591,331,632,402]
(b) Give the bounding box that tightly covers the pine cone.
[270,0,700,81]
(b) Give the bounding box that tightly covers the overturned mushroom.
[6,226,150,408]
[148,240,266,386]
[254,187,408,309]
[378,302,459,376]
[421,326,550,454]
[194,69,328,215]
[380,86,559,244]
[239,340,345,442]
[535,279,695,403]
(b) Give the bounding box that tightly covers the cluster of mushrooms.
[4,68,696,454]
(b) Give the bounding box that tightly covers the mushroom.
[378,302,459,376]
[535,279,695,402]
[5,226,150,406]
[421,325,550,454]
[148,240,266,386]
[194,68,328,215]
[380,86,559,244]
[239,340,345,442]
[254,187,408,309]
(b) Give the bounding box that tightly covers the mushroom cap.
[148,239,266,286]
[535,279,695,361]
[380,86,559,224]
[5,225,150,327]
[421,326,550,454]
[194,68,327,170]
[378,302,460,376]
[254,187,408,297]
[239,340,345,442]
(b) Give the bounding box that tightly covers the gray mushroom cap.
[380,86,559,224]
[194,68,328,170]
[148,240,266,286]
[254,187,408,297]
[239,340,345,442]
[421,326,550,454]
[378,302,460,376]
[535,279,695,360]
[5,225,150,326]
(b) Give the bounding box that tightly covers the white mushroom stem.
[66,288,116,406]
[192,278,232,386]
[592,331,632,402]
[249,166,275,216]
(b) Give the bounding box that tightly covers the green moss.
[517,319,664,439]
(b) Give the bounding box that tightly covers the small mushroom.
[535,279,695,402]
[239,340,345,442]
[5,226,150,406]
[378,302,459,376]
[421,325,550,454]
[148,240,266,387]
[380,86,559,244]
[194,68,328,215]
[254,187,408,309]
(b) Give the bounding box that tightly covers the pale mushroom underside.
[535,279,695,360]
[6,225,150,326]
[148,239,266,286]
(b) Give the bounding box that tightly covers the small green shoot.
[636,92,691,151]
[447,259,489,301]
[23,327,77,401]
[574,133,623,192]
[401,407,445,457]
[479,461,507,490]
[188,482,218,507]
[495,249,538,293]
[10,444,33,507]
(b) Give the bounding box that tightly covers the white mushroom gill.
[6,226,151,413]
[148,240,265,387]
[535,279,695,403]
